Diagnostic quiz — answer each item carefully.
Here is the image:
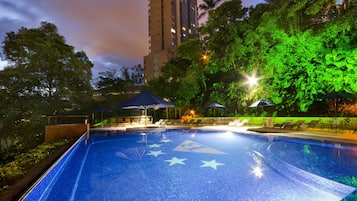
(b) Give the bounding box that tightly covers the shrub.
[0,139,70,194]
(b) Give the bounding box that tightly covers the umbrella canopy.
[93,107,112,122]
[249,99,275,108]
[94,107,112,113]
[117,90,174,116]
[207,103,225,108]
[207,102,225,117]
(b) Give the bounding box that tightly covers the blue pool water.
[22,129,357,201]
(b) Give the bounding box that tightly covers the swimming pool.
[22,129,357,201]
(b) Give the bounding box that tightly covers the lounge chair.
[284,120,305,130]
[229,119,248,127]
[238,119,248,126]
[192,119,202,126]
[155,119,164,125]
[273,120,292,129]
[182,119,191,125]
[299,120,320,130]
[228,119,240,126]
[154,119,169,127]
[202,119,215,125]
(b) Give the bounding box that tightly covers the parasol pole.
[144,106,148,127]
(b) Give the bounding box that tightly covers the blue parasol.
[249,99,274,108]
[93,107,112,122]
[207,102,225,117]
[117,90,174,116]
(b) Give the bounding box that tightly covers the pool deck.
[198,125,357,145]
[92,124,357,145]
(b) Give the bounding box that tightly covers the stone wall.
[45,124,89,142]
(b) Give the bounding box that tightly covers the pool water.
[22,129,357,201]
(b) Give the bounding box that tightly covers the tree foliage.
[1,22,93,115]
[0,22,93,163]
[154,0,356,116]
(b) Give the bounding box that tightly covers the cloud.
[0,0,148,75]
[0,0,263,75]
[46,0,149,59]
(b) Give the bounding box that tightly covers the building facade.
[144,0,198,82]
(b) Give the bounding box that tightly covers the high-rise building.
[144,0,198,82]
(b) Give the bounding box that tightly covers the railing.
[47,115,88,125]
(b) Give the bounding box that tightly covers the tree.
[198,0,222,20]
[1,21,93,115]
[130,64,144,86]
[255,1,357,112]
[0,22,93,161]
[153,0,356,116]
[95,69,127,92]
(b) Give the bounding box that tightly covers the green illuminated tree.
[219,0,357,113]
[164,0,356,115]
[148,39,204,111]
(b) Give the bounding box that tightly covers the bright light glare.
[220,131,235,139]
[252,166,263,178]
[202,54,209,62]
[243,71,261,87]
[247,76,258,86]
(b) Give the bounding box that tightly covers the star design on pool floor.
[200,160,225,170]
[165,157,187,166]
[148,143,162,148]
[160,139,172,143]
[146,150,165,157]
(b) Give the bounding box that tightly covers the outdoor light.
[190,110,195,117]
[243,71,261,88]
[247,76,258,86]
[202,54,208,62]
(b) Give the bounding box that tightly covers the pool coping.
[246,127,357,145]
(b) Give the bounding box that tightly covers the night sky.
[0,0,264,78]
